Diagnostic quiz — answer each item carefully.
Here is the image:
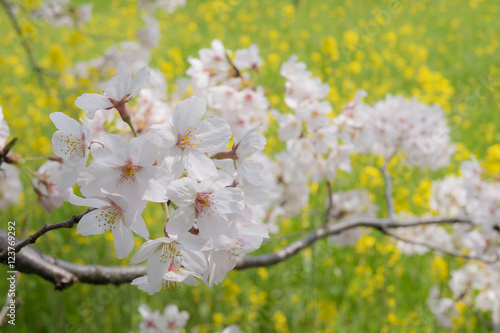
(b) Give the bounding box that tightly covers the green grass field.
[1,0,500,331]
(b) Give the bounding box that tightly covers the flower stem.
[126,121,138,137]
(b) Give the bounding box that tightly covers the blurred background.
[1,0,499,331]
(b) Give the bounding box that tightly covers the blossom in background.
[0,164,22,210]
[50,112,91,189]
[231,124,267,184]
[187,39,230,91]
[137,0,187,13]
[0,106,9,149]
[337,92,454,169]
[137,304,189,333]
[0,106,22,211]
[430,176,467,216]
[186,40,270,136]
[137,16,161,49]
[32,0,93,27]
[32,160,73,213]
[233,44,262,71]
[75,62,150,120]
[427,287,457,328]
[137,304,242,333]
[220,325,242,333]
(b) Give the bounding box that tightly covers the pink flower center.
[119,161,142,184]
[195,192,216,217]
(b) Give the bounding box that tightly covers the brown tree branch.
[0,215,472,289]
[0,230,78,290]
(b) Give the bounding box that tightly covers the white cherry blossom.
[153,96,231,180]
[70,191,148,259]
[130,233,207,282]
[32,160,73,212]
[75,62,150,120]
[50,112,91,189]
[79,133,170,203]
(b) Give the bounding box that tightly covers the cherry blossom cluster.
[270,55,353,217]
[335,91,454,169]
[48,64,269,292]
[428,263,500,328]
[0,106,22,210]
[187,39,270,137]
[383,157,500,327]
[431,158,500,256]
[138,304,240,333]
[32,0,93,27]
[428,159,500,327]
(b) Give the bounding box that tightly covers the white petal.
[194,118,231,154]
[172,97,206,132]
[180,247,207,274]
[49,112,81,134]
[184,150,217,180]
[146,248,169,282]
[68,194,107,208]
[165,207,196,236]
[99,134,130,164]
[130,239,163,263]
[129,67,150,98]
[130,135,157,166]
[197,214,231,239]
[76,209,108,235]
[130,215,150,239]
[236,135,266,158]
[57,162,80,190]
[112,222,135,259]
[213,187,245,214]
[166,177,197,207]
[139,167,170,203]
[176,232,207,251]
[75,94,113,119]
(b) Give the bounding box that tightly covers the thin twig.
[0,208,94,261]
[237,216,471,268]
[380,227,498,264]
